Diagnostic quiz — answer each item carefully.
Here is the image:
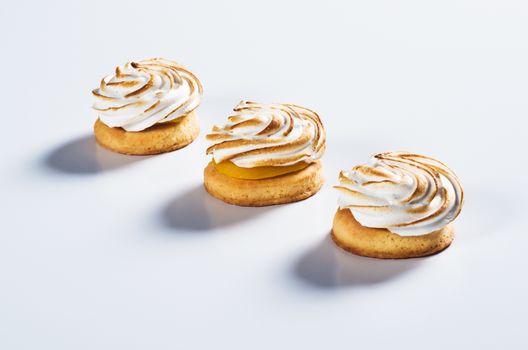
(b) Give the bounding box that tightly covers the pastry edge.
[203,160,324,207]
[93,111,200,155]
[331,208,454,259]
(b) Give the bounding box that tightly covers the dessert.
[92,58,202,155]
[332,152,464,259]
[204,101,326,206]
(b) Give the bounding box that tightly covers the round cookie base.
[93,111,200,155]
[203,160,324,207]
[331,208,454,259]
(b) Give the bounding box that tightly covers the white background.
[1,1,527,349]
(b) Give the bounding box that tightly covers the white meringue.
[92,58,202,132]
[206,101,325,167]
[335,152,464,236]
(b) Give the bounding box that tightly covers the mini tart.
[94,111,199,155]
[331,208,454,259]
[204,161,324,206]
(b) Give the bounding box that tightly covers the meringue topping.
[206,101,326,167]
[335,152,464,236]
[92,58,203,132]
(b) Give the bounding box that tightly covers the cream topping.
[335,152,464,236]
[92,58,202,132]
[206,101,325,167]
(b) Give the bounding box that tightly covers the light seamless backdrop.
[1,0,527,349]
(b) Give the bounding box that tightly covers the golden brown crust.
[331,208,454,259]
[203,161,324,206]
[93,111,199,155]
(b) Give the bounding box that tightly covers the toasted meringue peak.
[206,101,326,167]
[92,58,203,132]
[335,152,464,236]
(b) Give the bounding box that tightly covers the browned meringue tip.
[335,151,465,234]
[92,57,203,133]
[205,101,325,167]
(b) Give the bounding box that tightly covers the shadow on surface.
[45,135,148,174]
[162,185,274,231]
[294,234,421,289]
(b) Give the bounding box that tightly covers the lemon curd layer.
[214,160,310,180]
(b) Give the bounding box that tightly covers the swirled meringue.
[206,101,326,167]
[335,152,464,236]
[92,58,202,132]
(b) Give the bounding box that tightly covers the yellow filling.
[214,160,309,180]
